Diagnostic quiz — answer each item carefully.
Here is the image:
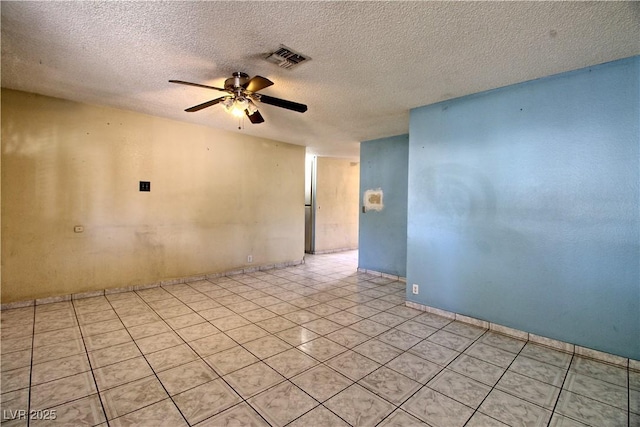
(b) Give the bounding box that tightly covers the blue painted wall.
[359,135,409,277]
[407,57,640,359]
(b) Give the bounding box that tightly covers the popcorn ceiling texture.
[1,1,638,158]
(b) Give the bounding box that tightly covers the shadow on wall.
[420,163,533,263]
[424,163,497,222]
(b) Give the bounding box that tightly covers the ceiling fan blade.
[258,95,308,113]
[169,80,226,92]
[246,109,265,124]
[243,76,274,93]
[184,97,227,112]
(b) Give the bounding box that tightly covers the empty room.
[1,2,639,426]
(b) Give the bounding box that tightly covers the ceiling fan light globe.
[246,102,258,116]
[221,98,234,111]
[228,97,249,117]
[231,107,245,118]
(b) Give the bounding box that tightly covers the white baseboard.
[405,300,638,369]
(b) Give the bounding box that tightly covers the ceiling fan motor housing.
[225,72,250,91]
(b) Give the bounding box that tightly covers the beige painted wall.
[1,89,305,303]
[314,157,359,253]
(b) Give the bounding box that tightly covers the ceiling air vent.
[265,45,310,70]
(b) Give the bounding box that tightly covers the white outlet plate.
[247,255,253,263]
[412,284,419,294]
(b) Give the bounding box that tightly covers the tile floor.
[1,251,638,426]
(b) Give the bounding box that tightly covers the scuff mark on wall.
[363,188,384,212]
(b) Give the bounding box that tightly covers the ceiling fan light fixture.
[235,97,248,109]
[221,97,234,111]
[230,97,248,117]
[221,97,245,117]
[246,100,258,116]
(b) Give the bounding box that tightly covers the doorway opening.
[304,154,316,253]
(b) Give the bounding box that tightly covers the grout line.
[70,298,111,427]
[545,352,575,427]
[26,305,36,427]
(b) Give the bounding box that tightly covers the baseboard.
[405,300,639,370]
[0,259,304,310]
[309,247,358,255]
[357,267,407,283]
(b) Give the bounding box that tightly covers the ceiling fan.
[169,72,307,124]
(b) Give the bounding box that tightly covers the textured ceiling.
[2,1,639,158]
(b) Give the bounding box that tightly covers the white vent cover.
[265,45,310,70]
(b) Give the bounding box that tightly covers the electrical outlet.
[247,255,253,263]
[412,284,419,295]
[73,225,84,233]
